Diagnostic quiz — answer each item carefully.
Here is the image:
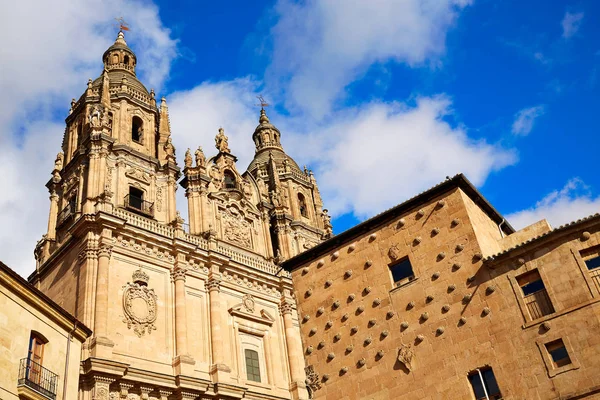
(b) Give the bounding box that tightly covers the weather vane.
[255,95,270,109]
[114,17,130,31]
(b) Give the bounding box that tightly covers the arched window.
[124,55,130,65]
[131,116,143,143]
[244,349,261,382]
[27,331,48,384]
[224,170,236,189]
[298,193,308,218]
[112,53,119,64]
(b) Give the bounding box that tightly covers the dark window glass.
[298,193,308,218]
[546,339,572,368]
[224,171,236,189]
[468,368,502,400]
[129,187,144,210]
[520,279,546,296]
[585,256,600,271]
[131,116,143,143]
[245,349,261,382]
[389,258,414,285]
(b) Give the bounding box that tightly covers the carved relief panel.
[122,269,158,337]
[219,205,253,249]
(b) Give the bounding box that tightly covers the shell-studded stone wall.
[292,189,517,399]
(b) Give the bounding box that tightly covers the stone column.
[207,275,231,381]
[280,300,309,400]
[172,266,189,355]
[171,263,195,375]
[92,244,114,357]
[46,191,59,240]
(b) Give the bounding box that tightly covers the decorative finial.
[184,148,192,168]
[256,95,270,124]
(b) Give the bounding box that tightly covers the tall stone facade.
[30,31,330,400]
[282,175,600,399]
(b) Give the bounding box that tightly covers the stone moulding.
[122,269,158,337]
[397,343,414,372]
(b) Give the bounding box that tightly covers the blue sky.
[0,0,599,275]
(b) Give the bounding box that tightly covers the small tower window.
[244,349,261,382]
[131,116,143,143]
[112,54,119,64]
[224,170,236,189]
[298,193,308,218]
[389,257,415,287]
[128,187,144,209]
[124,55,130,65]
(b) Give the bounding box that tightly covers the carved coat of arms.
[122,269,158,337]
[305,365,321,398]
[221,206,251,248]
[388,244,401,261]
[397,343,414,372]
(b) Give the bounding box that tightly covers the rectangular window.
[468,367,502,400]
[584,255,600,292]
[245,349,261,382]
[516,270,554,320]
[389,258,415,287]
[545,339,572,368]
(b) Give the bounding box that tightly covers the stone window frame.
[388,256,419,294]
[536,334,580,378]
[508,264,557,326]
[571,245,600,298]
[237,328,270,388]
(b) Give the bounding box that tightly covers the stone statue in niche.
[397,343,414,372]
[221,206,251,248]
[89,106,102,128]
[122,269,158,337]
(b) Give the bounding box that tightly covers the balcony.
[18,358,58,400]
[523,289,554,320]
[56,203,75,226]
[124,194,154,218]
[589,267,600,293]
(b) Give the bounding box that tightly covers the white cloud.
[561,11,584,39]
[0,0,176,277]
[507,178,600,230]
[267,0,472,118]
[511,105,545,136]
[168,81,516,219]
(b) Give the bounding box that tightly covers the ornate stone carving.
[388,244,400,261]
[98,245,113,259]
[206,277,221,292]
[184,149,193,168]
[397,344,415,372]
[215,127,230,153]
[125,167,150,184]
[171,267,186,282]
[279,301,293,315]
[221,206,251,248]
[156,185,163,212]
[304,365,321,398]
[122,269,157,337]
[242,294,255,313]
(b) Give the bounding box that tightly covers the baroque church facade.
[30,31,331,400]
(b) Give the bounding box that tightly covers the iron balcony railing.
[523,288,554,320]
[124,194,154,217]
[56,203,75,226]
[18,358,58,400]
[589,268,600,293]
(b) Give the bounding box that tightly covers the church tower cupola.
[252,108,283,152]
[102,31,137,74]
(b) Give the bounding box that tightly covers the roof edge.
[0,261,92,341]
[282,173,514,271]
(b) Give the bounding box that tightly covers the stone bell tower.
[37,30,180,262]
[246,108,332,261]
